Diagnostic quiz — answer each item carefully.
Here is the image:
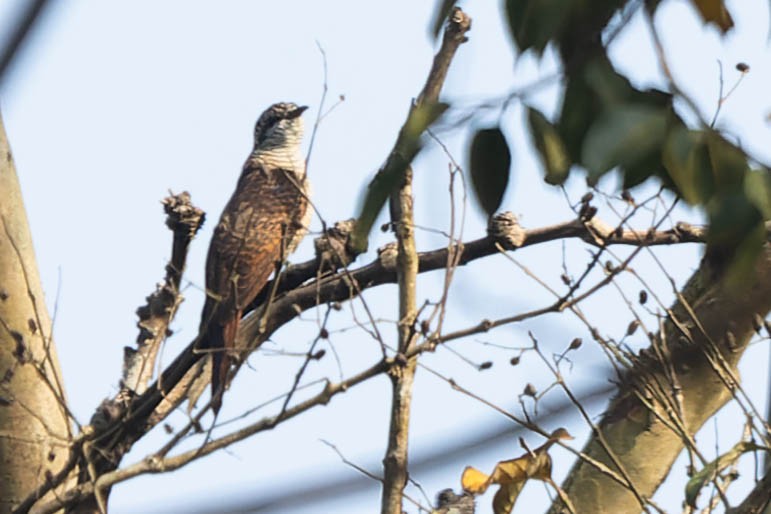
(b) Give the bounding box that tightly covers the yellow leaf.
[461,466,491,494]
[492,480,526,514]
[459,429,573,514]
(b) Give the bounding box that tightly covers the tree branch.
[122,192,204,395]
[37,209,710,512]
[726,465,771,513]
[548,243,771,513]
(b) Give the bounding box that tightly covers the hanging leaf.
[581,103,669,185]
[528,107,571,185]
[504,0,572,56]
[689,0,734,33]
[350,101,449,253]
[745,168,771,220]
[685,440,763,508]
[662,126,714,204]
[706,131,749,189]
[469,127,511,218]
[558,56,633,164]
[461,428,572,514]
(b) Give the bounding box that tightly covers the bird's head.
[252,102,308,152]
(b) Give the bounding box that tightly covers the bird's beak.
[288,105,309,119]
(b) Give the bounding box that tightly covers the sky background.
[1,1,770,513]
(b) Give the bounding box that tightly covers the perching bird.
[198,102,310,413]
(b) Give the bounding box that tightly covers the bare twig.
[321,440,430,512]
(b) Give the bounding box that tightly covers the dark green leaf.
[581,104,669,184]
[504,0,572,56]
[706,188,764,278]
[662,127,714,204]
[350,102,449,253]
[558,75,600,162]
[527,107,571,185]
[469,127,511,218]
[582,57,637,107]
[559,57,672,165]
[745,168,771,220]
[706,131,749,189]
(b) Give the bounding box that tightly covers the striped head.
[252,102,308,153]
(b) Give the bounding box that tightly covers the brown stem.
[381,165,419,514]
[380,8,471,513]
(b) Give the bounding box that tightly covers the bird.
[198,102,310,414]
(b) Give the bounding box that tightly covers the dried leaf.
[461,466,492,494]
[689,0,734,33]
[461,429,572,514]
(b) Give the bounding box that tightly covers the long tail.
[199,306,240,415]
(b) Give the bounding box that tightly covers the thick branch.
[0,110,73,512]
[40,213,707,512]
[123,192,204,395]
[133,215,711,435]
[548,244,771,513]
[726,466,771,513]
[55,193,203,514]
[31,358,392,514]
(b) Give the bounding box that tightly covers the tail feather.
[202,310,240,415]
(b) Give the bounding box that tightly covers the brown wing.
[199,164,308,412]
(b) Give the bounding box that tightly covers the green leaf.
[581,104,669,184]
[527,107,571,185]
[662,127,714,204]
[469,127,511,218]
[688,0,734,33]
[401,102,449,151]
[558,57,644,162]
[582,57,638,107]
[504,0,572,56]
[706,131,749,189]
[430,0,457,38]
[706,187,765,280]
[685,441,761,508]
[744,168,771,220]
[707,188,761,244]
[558,75,600,162]
[350,102,449,253]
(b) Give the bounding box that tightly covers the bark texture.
[549,244,771,513]
[0,112,72,512]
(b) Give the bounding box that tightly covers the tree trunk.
[0,111,72,513]
[549,244,771,513]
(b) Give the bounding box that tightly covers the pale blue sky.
[1,1,769,513]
